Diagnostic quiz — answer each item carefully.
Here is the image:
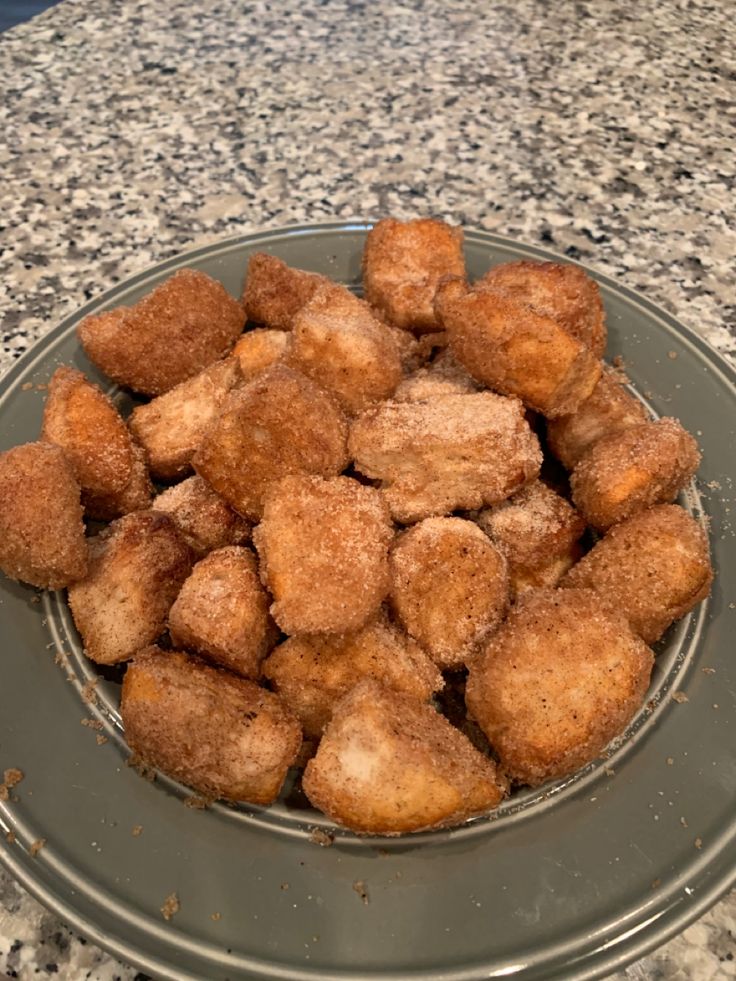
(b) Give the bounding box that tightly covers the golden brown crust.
[153,476,251,556]
[302,679,507,834]
[560,505,712,643]
[253,474,393,635]
[476,481,586,596]
[478,260,607,357]
[68,510,192,665]
[546,366,649,470]
[0,441,88,589]
[42,366,132,496]
[169,546,278,678]
[389,517,509,669]
[570,418,701,531]
[121,647,302,804]
[42,366,153,520]
[465,589,654,786]
[241,253,328,330]
[193,365,349,520]
[289,284,403,415]
[362,218,466,334]
[77,269,245,396]
[349,392,541,523]
[129,358,242,482]
[262,616,443,739]
[231,328,291,380]
[394,348,480,402]
[436,278,602,417]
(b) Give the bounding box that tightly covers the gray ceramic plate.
[0,223,734,981]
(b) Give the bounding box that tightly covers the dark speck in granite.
[0,0,734,978]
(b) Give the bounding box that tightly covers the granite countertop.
[0,0,734,978]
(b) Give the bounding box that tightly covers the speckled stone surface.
[0,0,734,978]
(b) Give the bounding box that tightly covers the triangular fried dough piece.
[303,679,507,834]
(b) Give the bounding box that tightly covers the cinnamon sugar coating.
[435,278,601,417]
[0,441,88,589]
[362,218,466,334]
[153,476,251,556]
[466,588,654,786]
[476,480,586,596]
[254,474,393,635]
[290,284,403,415]
[42,367,151,520]
[232,328,291,380]
[478,259,606,357]
[561,505,712,643]
[349,392,541,523]
[129,358,242,481]
[546,366,649,470]
[241,252,328,330]
[169,546,278,678]
[570,418,700,531]
[302,679,507,835]
[77,269,245,396]
[262,615,443,739]
[389,517,509,669]
[193,365,349,519]
[68,510,192,665]
[122,646,301,804]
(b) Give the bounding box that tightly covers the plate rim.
[0,221,734,981]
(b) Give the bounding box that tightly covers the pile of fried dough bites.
[0,220,713,835]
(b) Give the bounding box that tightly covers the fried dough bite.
[153,476,251,556]
[476,481,586,596]
[169,546,278,678]
[349,393,541,524]
[262,616,443,739]
[362,218,466,334]
[68,511,192,665]
[231,328,291,381]
[193,365,349,520]
[241,253,328,330]
[42,366,152,520]
[289,284,403,415]
[546,366,649,470]
[121,647,301,804]
[478,260,607,357]
[77,269,245,396]
[394,348,480,402]
[561,505,712,643]
[466,589,654,786]
[0,442,87,589]
[302,679,507,834]
[570,418,700,532]
[389,518,509,669]
[253,474,393,635]
[435,278,601,417]
[129,358,242,482]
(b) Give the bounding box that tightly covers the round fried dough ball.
[478,259,607,357]
[465,588,654,787]
[570,418,700,531]
[0,441,88,589]
[436,278,601,418]
[561,504,712,643]
[389,517,509,669]
[546,366,649,470]
[253,474,393,635]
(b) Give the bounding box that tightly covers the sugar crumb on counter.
[161,892,180,920]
